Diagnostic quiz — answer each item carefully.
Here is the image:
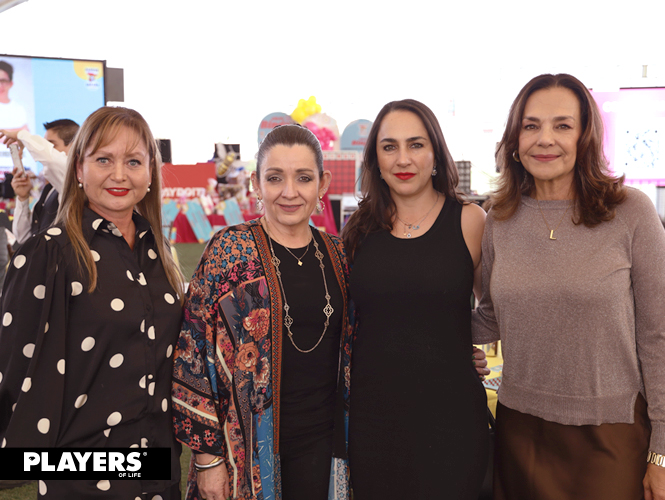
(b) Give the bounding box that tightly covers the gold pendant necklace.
[282,239,311,266]
[536,199,572,240]
[264,220,334,353]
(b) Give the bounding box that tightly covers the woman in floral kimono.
[172,124,351,500]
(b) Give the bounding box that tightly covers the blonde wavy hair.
[56,106,184,301]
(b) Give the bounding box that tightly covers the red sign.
[161,163,216,199]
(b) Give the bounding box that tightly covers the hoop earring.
[256,198,264,212]
[316,196,325,213]
[513,151,521,163]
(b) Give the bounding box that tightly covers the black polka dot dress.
[0,208,183,499]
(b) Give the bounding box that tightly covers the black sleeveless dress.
[348,197,488,499]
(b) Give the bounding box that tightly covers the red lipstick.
[106,188,130,197]
[395,173,416,180]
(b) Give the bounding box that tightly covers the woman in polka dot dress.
[0,107,184,499]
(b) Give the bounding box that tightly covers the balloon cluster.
[305,122,337,151]
[291,96,322,123]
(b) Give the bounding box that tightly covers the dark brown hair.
[492,73,625,226]
[256,124,323,179]
[342,99,465,260]
[44,119,79,146]
[56,106,184,299]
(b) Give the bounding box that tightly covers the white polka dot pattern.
[13,255,26,268]
[141,437,148,448]
[148,382,155,396]
[137,273,147,286]
[140,319,145,332]
[2,312,11,326]
[148,326,155,340]
[81,337,95,351]
[104,428,111,437]
[37,418,50,434]
[92,218,103,230]
[44,322,49,333]
[97,480,111,491]
[148,249,157,260]
[126,270,134,281]
[71,282,83,296]
[0,372,2,384]
[166,345,173,358]
[74,394,88,408]
[109,353,124,368]
[23,343,35,358]
[21,378,31,392]
[46,228,62,236]
[33,285,46,299]
[91,250,101,261]
[1,438,5,448]
[39,480,47,495]
[139,231,147,239]
[57,359,65,374]
[139,375,147,389]
[162,398,168,412]
[111,298,124,311]
[107,412,122,426]
[164,293,175,304]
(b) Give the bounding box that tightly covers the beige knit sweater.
[472,187,665,452]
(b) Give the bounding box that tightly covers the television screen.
[0,53,106,173]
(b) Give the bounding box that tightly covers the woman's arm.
[461,202,486,300]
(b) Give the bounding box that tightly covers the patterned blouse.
[171,219,352,500]
[0,208,182,499]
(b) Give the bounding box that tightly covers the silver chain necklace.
[394,193,440,238]
[264,221,334,353]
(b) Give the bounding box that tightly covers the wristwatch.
[647,451,665,467]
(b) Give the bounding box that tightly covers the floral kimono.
[172,220,352,500]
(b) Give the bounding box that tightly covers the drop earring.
[256,197,264,212]
[78,179,83,188]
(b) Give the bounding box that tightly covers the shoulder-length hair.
[56,106,184,300]
[342,99,465,260]
[492,73,626,226]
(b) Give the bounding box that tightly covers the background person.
[342,99,489,499]
[172,124,351,500]
[473,73,665,500]
[0,106,184,499]
[0,60,28,133]
[1,119,79,246]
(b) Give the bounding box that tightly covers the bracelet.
[194,456,225,472]
[647,451,665,467]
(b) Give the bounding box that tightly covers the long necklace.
[282,238,311,266]
[536,199,572,240]
[264,221,334,353]
[394,193,440,238]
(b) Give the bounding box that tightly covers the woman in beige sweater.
[473,73,665,500]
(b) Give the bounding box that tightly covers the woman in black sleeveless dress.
[343,100,489,499]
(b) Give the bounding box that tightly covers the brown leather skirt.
[494,394,650,500]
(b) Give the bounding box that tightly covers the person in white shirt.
[0,119,78,245]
